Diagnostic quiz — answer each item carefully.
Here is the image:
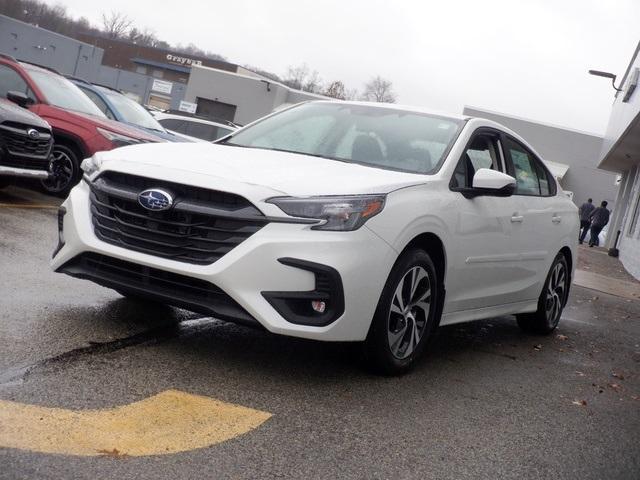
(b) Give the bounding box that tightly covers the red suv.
[0,54,164,195]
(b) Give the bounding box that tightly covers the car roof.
[18,61,62,76]
[308,100,469,122]
[153,112,236,129]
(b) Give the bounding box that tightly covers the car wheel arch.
[399,232,446,284]
[51,130,87,160]
[558,246,573,306]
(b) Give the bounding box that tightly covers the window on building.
[135,66,147,75]
[152,69,164,79]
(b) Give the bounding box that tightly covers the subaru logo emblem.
[27,128,39,139]
[138,189,173,211]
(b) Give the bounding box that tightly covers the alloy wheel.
[42,148,75,193]
[545,262,566,326]
[387,266,431,359]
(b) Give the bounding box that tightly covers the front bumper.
[0,164,49,180]
[52,180,398,341]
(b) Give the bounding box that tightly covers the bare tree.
[344,88,359,101]
[283,63,323,93]
[128,27,160,47]
[282,64,309,90]
[101,11,132,39]
[324,80,346,100]
[361,76,397,103]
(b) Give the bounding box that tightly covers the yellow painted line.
[0,203,59,209]
[0,389,271,457]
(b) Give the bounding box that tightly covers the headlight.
[267,195,386,231]
[97,127,141,148]
[80,155,102,178]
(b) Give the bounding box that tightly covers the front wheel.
[364,249,441,375]
[41,144,79,197]
[517,253,569,334]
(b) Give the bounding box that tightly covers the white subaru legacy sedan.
[52,101,578,374]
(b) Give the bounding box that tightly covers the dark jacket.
[590,207,610,228]
[579,202,595,222]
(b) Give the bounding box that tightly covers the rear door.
[502,136,558,302]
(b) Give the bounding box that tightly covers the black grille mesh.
[90,172,268,265]
[0,123,52,165]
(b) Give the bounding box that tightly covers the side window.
[79,87,114,119]
[451,133,502,188]
[504,137,544,196]
[158,118,186,132]
[0,65,29,98]
[532,158,556,196]
[215,127,234,140]
[185,121,217,141]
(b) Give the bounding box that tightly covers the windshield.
[25,68,106,117]
[225,102,463,174]
[99,88,164,131]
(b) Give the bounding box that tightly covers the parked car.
[68,79,192,143]
[0,95,53,188]
[151,111,237,142]
[53,101,578,375]
[0,54,164,196]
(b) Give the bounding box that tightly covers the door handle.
[552,215,561,224]
[511,215,524,223]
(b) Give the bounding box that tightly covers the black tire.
[364,249,441,375]
[0,177,11,189]
[40,143,80,197]
[517,253,569,334]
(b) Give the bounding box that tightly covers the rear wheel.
[41,144,79,197]
[517,253,569,334]
[364,249,440,375]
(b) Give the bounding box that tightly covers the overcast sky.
[44,0,639,134]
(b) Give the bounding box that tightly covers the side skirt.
[440,299,538,326]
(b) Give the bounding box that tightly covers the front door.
[446,130,525,312]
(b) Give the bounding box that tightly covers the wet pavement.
[1,185,639,480]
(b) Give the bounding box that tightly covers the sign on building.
[178,101,197,114]
[166,54,203,67]
[151,79,173,95]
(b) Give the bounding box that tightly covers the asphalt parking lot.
[1,185,639,480]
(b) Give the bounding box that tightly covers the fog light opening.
[311,300,326,314]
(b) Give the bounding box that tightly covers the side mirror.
[7,90,34,108]
[460,168,516,198]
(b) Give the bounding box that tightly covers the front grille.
[90,172,269,265]
[58,252,259,326]
[0,123,52,168]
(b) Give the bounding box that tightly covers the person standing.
[578,198,595,244]
[589,201,610,247]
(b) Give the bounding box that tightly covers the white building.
[183,65,329,125]
[599,42,640,279]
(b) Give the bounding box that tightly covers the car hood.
[0,99,51,130]
[96,142,431,197]
[60,109,164,142]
